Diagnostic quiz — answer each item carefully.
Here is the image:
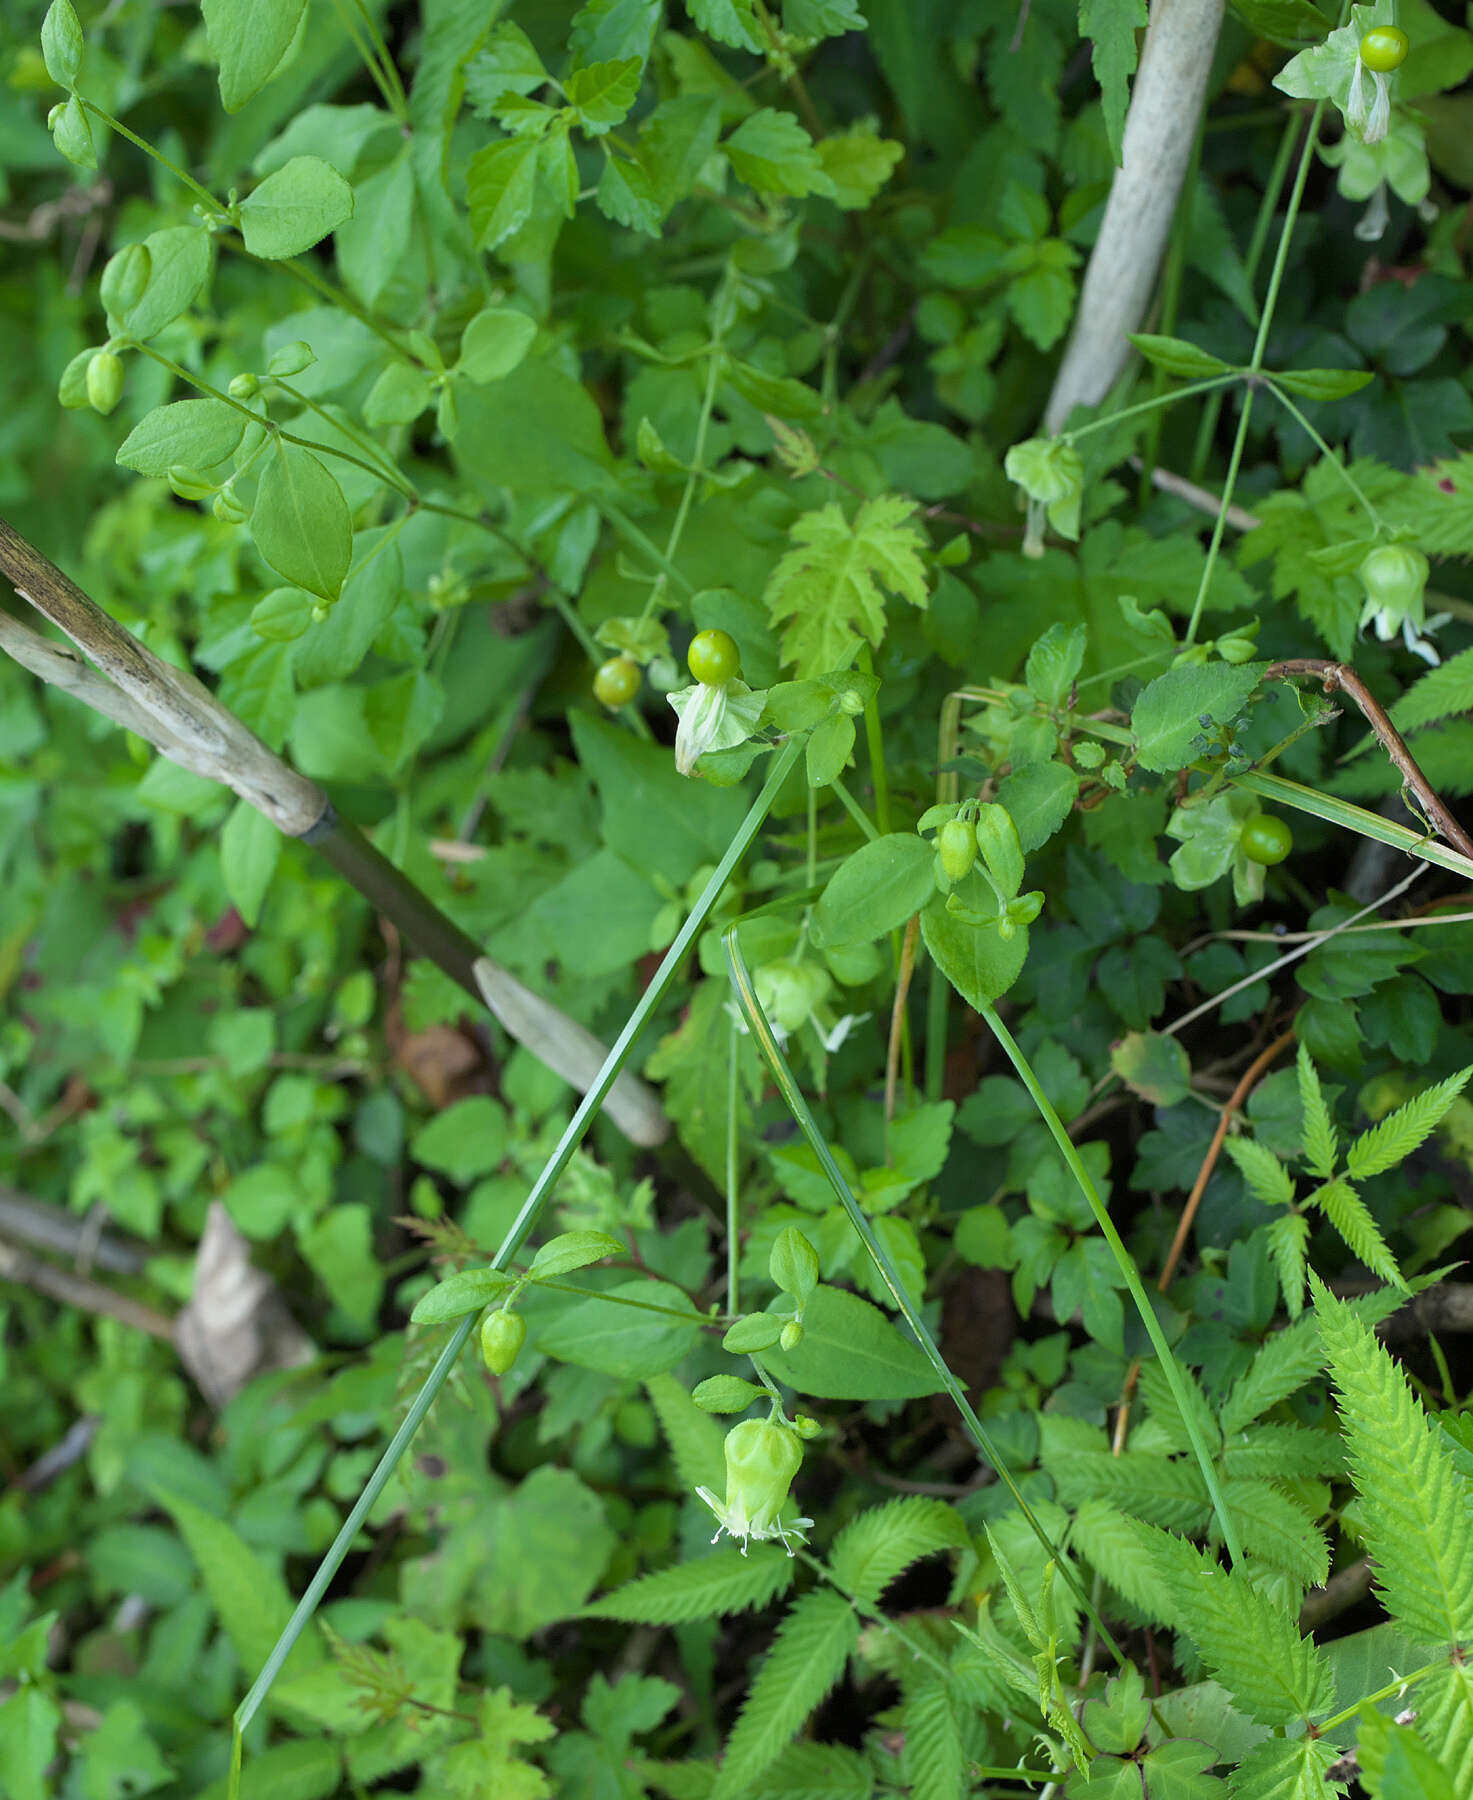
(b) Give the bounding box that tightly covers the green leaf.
[1079,0,1147,162]
[456,307,537,382]
[41,0,84,88]
[565,57,642,133]
[534,1278,703,1379]
[816,123,904,211]
[1110,1030,1192,1107]
[478,1465,617,1636]
[116,399,246,477]
[1227,0,1330,47]
[364,669,446,773]
[1313,1177,1404,1289]
[115,226,212,342]
[1357,1709,1458,1800]
[0,1689,62,1800]
[725,108,836,198]
[530,1230,625,1277]
[827,1498,969,1606]
[584,1544,795,1622]
[761,1283,945,1400]
[996,761,1080,854]
[410,1266,516,1323]
[1024,620,1088,707]
[920,895,1030,1011]
[219,797,280,928]
[645,1371,728,1494]
[1128,332,1233,380]
[238,156,354,258]
[690,0,763,54]
[252,441,352,603]
[1408,1663,1473,1798]
[1313,1277,1473,1647]
[1222,1135,1296,1208]
[1267,1211,1311,1319]
[411,1096,509,1183]
[1131,662,1264,772]
[467,137,540,249]
[1220,1477,1329,1587]
[596,154,662,234]
[692,1374,765,1412]
[202,0,306,112]
[805,710,856,787]
[1271,366,1376,402]
[1226,1737,1341,1800]
[812,834,936,949]
[1345,1067,1473,1180]
[1295,1043,1338,1180]
[723,1312,785,1352]
[902,1681,964,1800]
[711,1590,859,1800]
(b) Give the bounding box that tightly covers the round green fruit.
[1360,25,1409,72]
[687,628,741,686]
[1239,813,1293,866]
[593,655,641,708]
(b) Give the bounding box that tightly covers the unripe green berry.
[86,349,124,415]
[229,372,260,400]
[937,816,977,884]
[480,1307,526,1375]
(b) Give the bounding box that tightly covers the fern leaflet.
[1344,1068,1473,1181]
[1267,1211,1311,1320]
[1218,1478,1328,1588]
[1311,1178,1404,1289]
[711,1589,859,1800]
[1221,1422,1344,1483]
[1139,1358,1223,1457]
[1224,1136,1296,1208]
[1297,1045,1338,1181]
[901,1680,964,1800]
[1313,1278,1473,1648]
[1219,1316,1328,1435]
[1227,1736,1345,1800]
[827,1498,970,1607]
[1050,1451,1211,1532]
[645,1372,727,1495]
[1388,644,1473,737]
[583,1545,795,1623]
[1413,1662,1473,1800]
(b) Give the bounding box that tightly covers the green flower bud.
[696,1417,812,1554]
[779,1320,804,1353]
[167,466,216,501]
[480,1307,526,1375]
[228,372,260,400]
[769,1226,819,1306]
[936,817,977,884]
[85,349,124,415]
[212,489,249,524]
[793,1414,822,1440]
[48,92,95,169]
[1358,543,1439,661]
[266,340,317,378]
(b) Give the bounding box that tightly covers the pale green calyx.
[1357,543,1445,664]
[668,676,765,776]
[1003,437,1083,558]
[696,1417,812,1555]
[1274,1,1401,148]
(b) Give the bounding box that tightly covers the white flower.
[696,1418,813,1556]
[668,677,766,776]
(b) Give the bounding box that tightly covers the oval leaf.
[813,833,936,949]
[411,1266,514,1324]
[761,1284,944,1400]
[252,442,352,603]
[239,156,355,259]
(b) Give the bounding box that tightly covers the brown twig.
[1265,659,1473,861]
[0,1235,174,1340]
[1298,1557,1373,1633]
[885,915,921,1133]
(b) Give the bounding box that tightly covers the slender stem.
[1317,1661,1445,1737]
[233,736,804,1742]
[724,930,1130,1667]
[597,497,697,597]
[828,776,880,843]
[726,1006,741,1315]
[78,99,221,212]
[855,643,889,835]
[1064,374,1237,444]
[1181,386,1255,647]
[979,1004,1245,1568]
[1263,380,1382,527]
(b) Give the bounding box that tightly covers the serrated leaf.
[1049,1452,1211,1533]
[1312,1178,1404,1289]
[1313,1278,1473,1648]
[711,1590,859,1799]
[467,137,540,249]
[1131,663,1265,773]
[566,56,643,133]
[1296,1044,1338,1180]
[1080,0,1147,164]
[1169,1557,1334,1727]
[583,1545,795,1622]
[1220,1478,1329,1587]
[1223,1136,1296,1208]
[827,1499,969,1606]
[1345,1068,1473,1181]
[901,1681,963,1800]
[725,108,836,199]
[645,1371,727,1495]
[1227,1736,1342,1800]
[1219,1316,1327,1436]
[1267,1211,1311,1320]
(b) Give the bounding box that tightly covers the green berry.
[85,349,124,415]
[480,1308,526,1375]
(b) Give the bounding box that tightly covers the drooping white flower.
[695,1418,813,1556]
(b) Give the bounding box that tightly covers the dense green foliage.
[4,1,1473,1797]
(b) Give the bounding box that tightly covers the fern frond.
[901,1680,964,1800]
[827,1498,970,1607]
[1172,1562,1335,1729]
[1224,1136,1297,1208]
[1219,1318,1328,1435]
[745,1740,874,1798]
[1297,1046,1338,1181]
[1050,1452,1211,1532]
[583,1546,795,1623]
[1313,1279,1473,1648]
[1414,1661,1473,1800]
[1227,1736,1346,1800]
[1344,1068,1473,1182]
[1310,1179,1405,1290]
[1222,1423,1344,1483]
[1267,1212,1311,1319]
[711,1590,859,1800]
[1219,1478,1329,1589]
[1139,1359,1223,1458]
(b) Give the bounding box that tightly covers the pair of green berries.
[592,629,742,710]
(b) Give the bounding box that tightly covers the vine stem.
[230,735,805,1754]
[979,1004,1245,1568]
[1184,93,1328,645]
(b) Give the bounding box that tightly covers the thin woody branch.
[1264,657,1473,862]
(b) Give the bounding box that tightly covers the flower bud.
[212,489,249,524]
[1003,437,1084,557]
[229,372,260,400]
[695,1418,812,1554]
[1358,543,1437,660]
[85,349,124,415]
[480,1307,526,1375]
[793,1414,821,1440]
[779,1320,804,1353]
[936,817,976,884]
[167,466,217,501]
